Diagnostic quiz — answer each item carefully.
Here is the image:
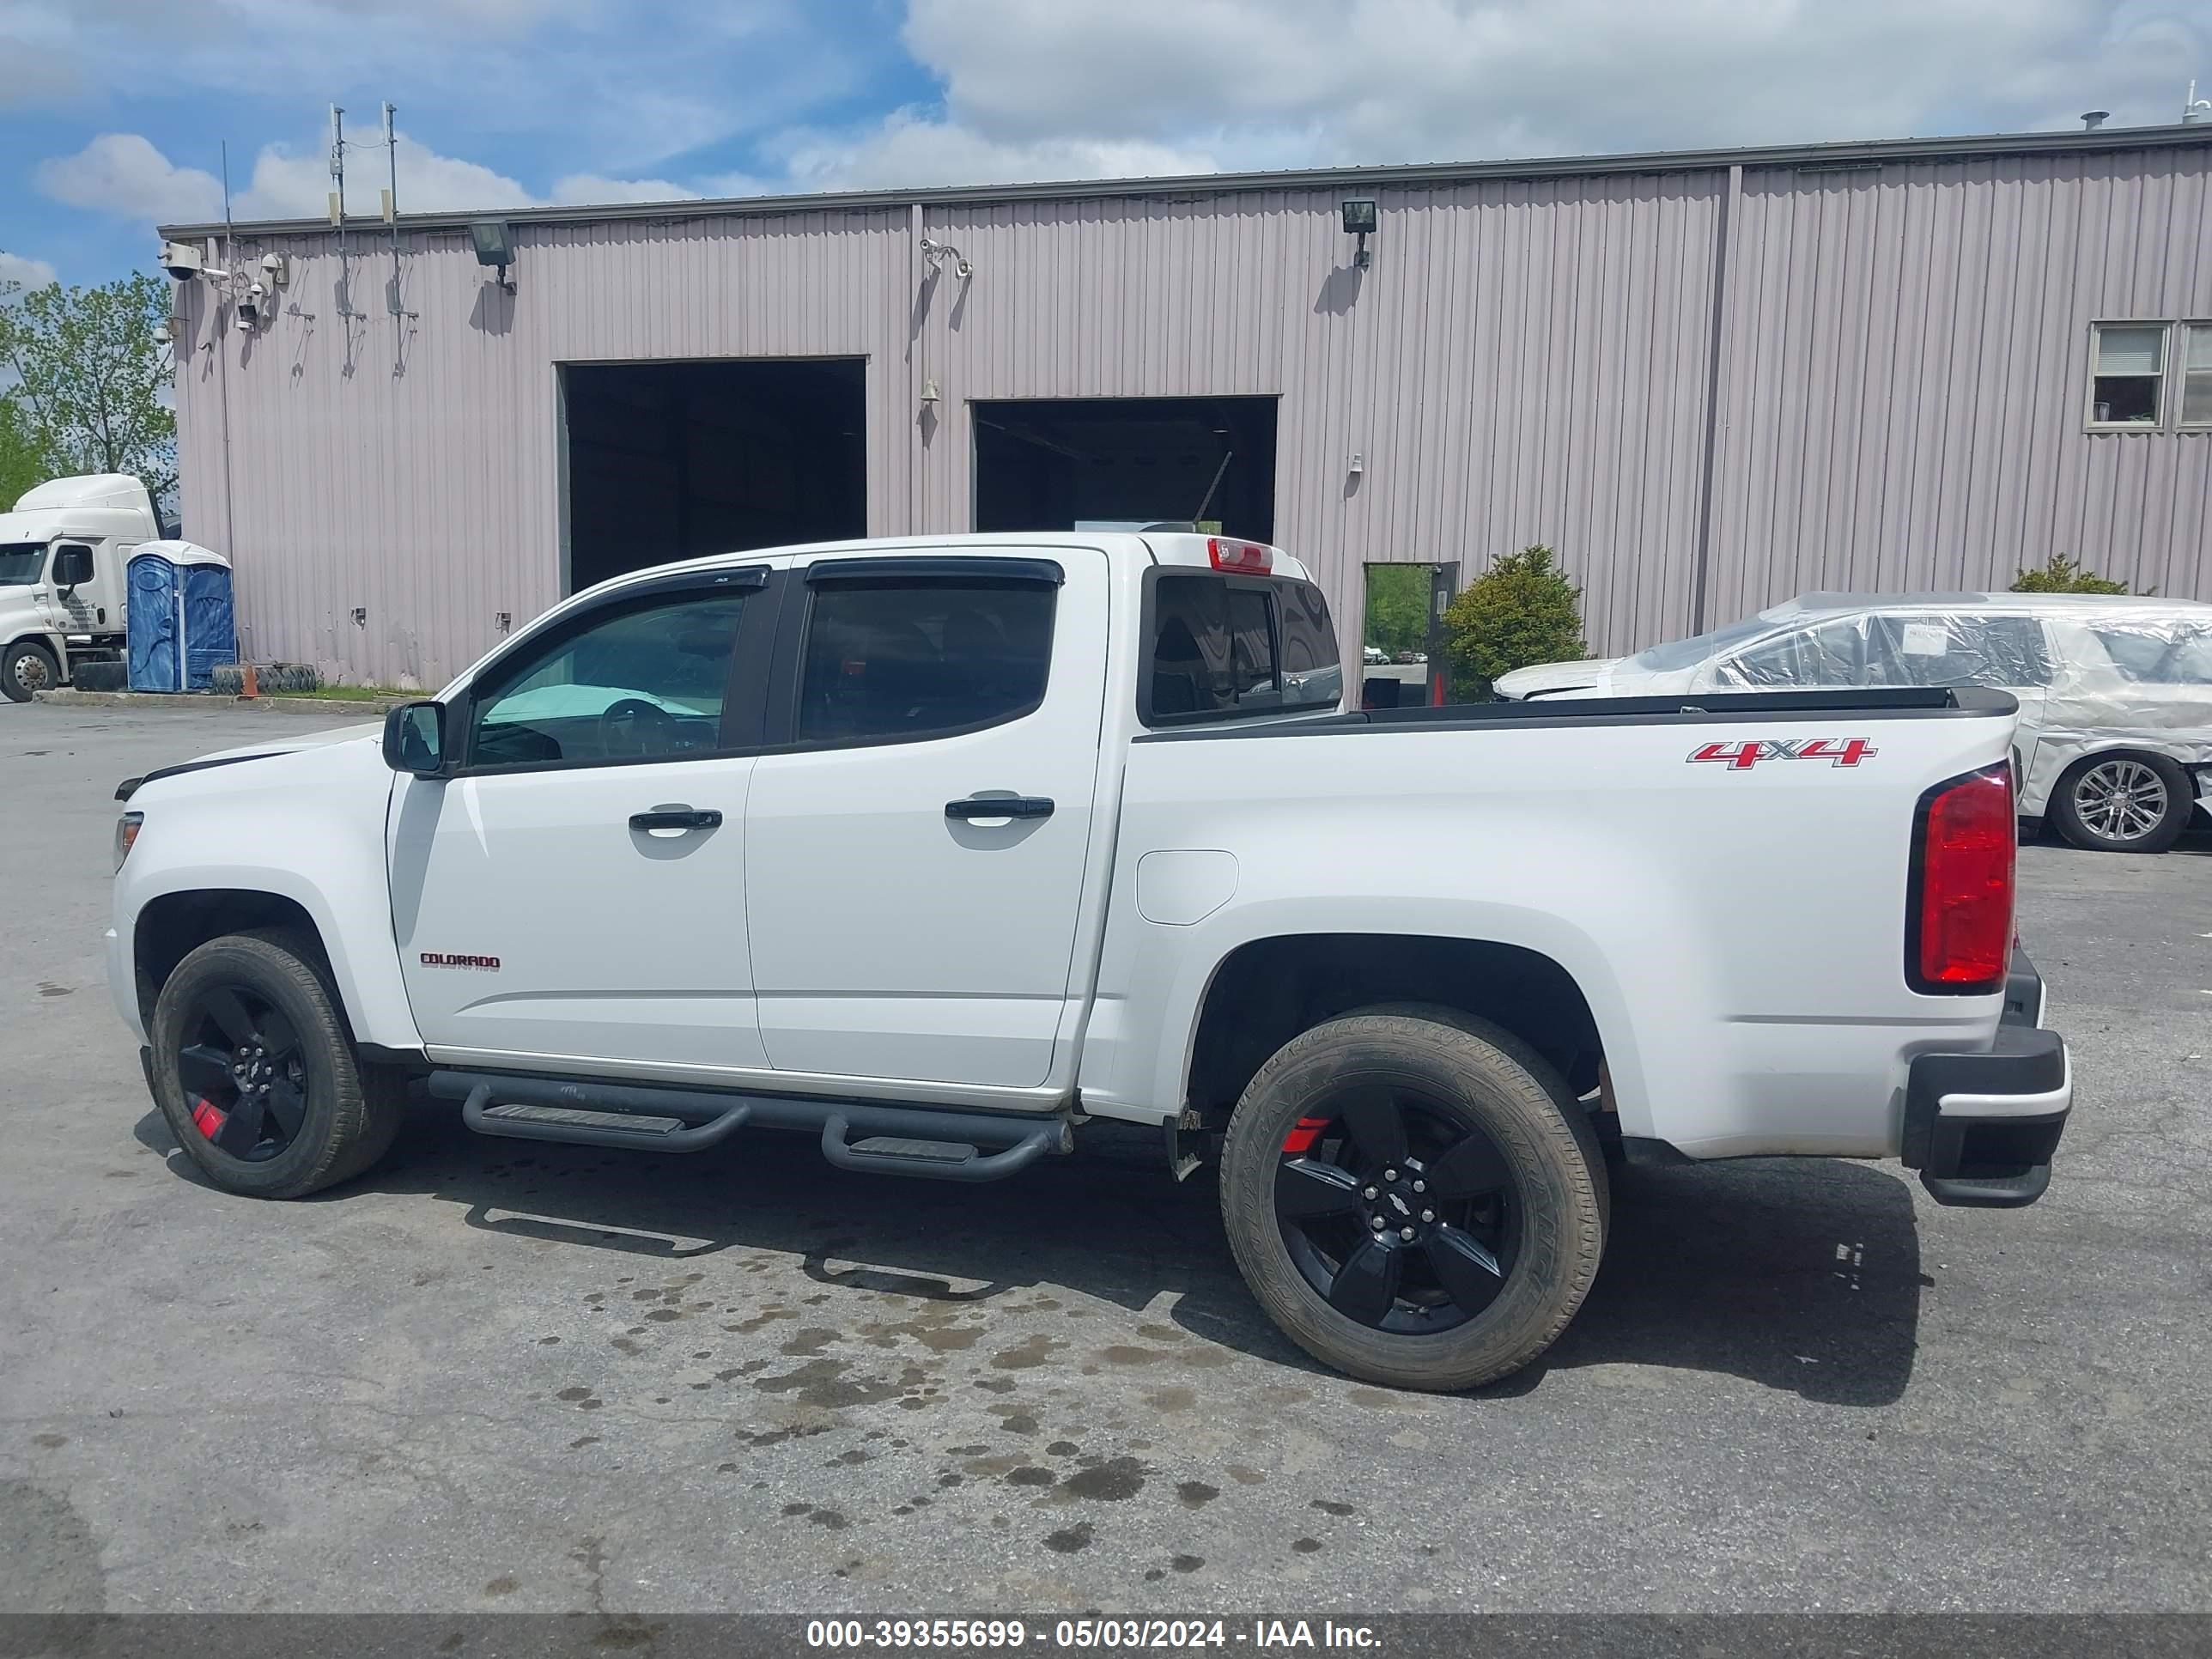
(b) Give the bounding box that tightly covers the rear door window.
[1866,614,2053,688]
[1145,572,1342,724]
[796,574,1057,744]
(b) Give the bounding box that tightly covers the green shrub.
[1443,545,1588,690]
[2010,555,2130,594]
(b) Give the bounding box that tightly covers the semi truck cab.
[0,472,159,700]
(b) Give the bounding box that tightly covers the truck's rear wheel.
[149,930,404,1199]
[3,640,60,702]
[2050,751,2192,854]
[1219,1011,1607,1391]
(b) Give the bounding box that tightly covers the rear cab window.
[1142,562,1343,726]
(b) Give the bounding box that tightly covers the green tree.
[0,270,175,510]
[1362,563,1431,658]
[2010,554,2130,594]
[0,392,49,508]
[1443,544,1588,690]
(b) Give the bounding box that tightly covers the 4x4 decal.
[1688,738,1878,771]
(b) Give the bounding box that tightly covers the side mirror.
[382,700,453,778]
[52,545,94,591]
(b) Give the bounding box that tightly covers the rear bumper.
[1901,953,2069,1207]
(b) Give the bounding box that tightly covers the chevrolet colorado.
[109,532,2070,1389]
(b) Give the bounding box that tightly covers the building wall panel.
[1705,146,2212,626]
[170,137,2209,690]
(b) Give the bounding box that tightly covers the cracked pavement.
[2,702,2208,1613]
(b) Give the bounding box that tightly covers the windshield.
[1627,613,1774,672]
[0,543,46,586]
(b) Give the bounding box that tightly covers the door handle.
[945,796,1054,821]
[629,805,722,831]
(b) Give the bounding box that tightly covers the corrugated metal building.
[159,123,2212,688]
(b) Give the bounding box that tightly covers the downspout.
[1688,162,1741,635]
[908,200,926,536]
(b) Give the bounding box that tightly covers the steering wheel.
[599,696,679,758]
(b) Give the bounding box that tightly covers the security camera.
[259,252,291,287]
[159,240,204,280]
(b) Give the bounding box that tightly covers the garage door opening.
[562,358,866,593]
[973,397,1277,542]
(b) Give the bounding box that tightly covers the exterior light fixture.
[1341,198,1377,269]
[470,219,517,292]
[918,236,971,279]
[920,377,941,406]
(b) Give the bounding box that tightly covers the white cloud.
[901,0,2209,162]
[764,107,1218,192]
[0,251,61,291]
[552,173,702,206]
[36,131,541,227]
[235,134,539,220]
[33,133,225,225]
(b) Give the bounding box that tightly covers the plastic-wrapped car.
[1492,592,2212,853]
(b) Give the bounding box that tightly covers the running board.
[431,1070,1073,1182]
[463,1091,752,1152]
[821,1115,1060,1182]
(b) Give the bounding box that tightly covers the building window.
[2087,323,2167,428]
[2184,323,2212,429]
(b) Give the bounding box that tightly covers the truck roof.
[1772,590,2212,617]
[592,532,1315,592]
[11,474,155,515]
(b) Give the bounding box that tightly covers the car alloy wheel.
[1273,1083,1521,1334]
[173,982,312,1161]
[2073,758,2169,844]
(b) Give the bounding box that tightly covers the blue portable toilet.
[127,541,235,692]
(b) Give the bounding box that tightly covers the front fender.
[112,736,421,1053]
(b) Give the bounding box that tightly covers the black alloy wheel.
[1273,1084,1521,1334]
[173,982,312,1162]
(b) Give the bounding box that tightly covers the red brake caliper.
[190,1097,228,1141]
[1280,1115,1331,1155]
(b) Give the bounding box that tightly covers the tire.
[149,928,405,1198]
[2049,751,2192,854]
[2,640,61,702]
[1219,1010,1608,1392]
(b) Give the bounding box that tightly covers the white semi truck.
[0,473,162,700]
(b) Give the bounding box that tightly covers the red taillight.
[1908,765,2014,994]
[1207,537,1273,574]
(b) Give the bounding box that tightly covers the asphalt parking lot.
[2,701,2209,1616]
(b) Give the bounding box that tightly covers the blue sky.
[3,0,2203,294]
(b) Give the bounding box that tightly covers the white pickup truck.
[109,532,2071,1389]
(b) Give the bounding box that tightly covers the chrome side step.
[433,1070,1073,1182]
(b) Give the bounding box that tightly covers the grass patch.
[264,684,416,702]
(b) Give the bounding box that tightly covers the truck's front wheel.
[2,640,60,702]
[149,930,406,1199]
[1219,1011,1607,1391]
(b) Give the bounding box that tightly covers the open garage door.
[562,358,866,593]
[974,397,1277,542]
